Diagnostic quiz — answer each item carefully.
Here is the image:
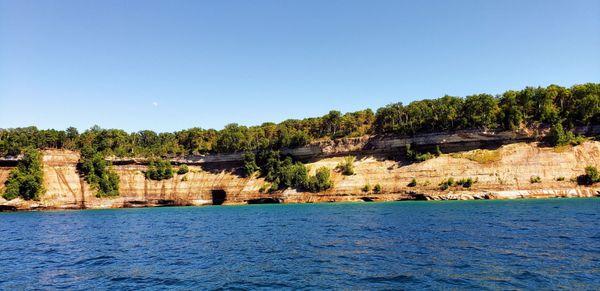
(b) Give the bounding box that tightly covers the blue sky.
[1,0,599,132]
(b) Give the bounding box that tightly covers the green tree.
[79,152,120,197]
[462,94,500,129]
[241,152,259,177]
[499,91,524,130]
[2,148,45,200]
[145,159,174,180]
[546,123,571,146]
[306,167,333,192]
[177,164,189,175]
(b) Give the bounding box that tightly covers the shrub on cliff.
[362,184,371,192]
[407,178,417,187]
[257,152,308,190]
[79,152,119,197]
[2,148,45,201]
[336,156,355,175]
[530,176,542,183]
[439,178,455,190]
[145,159,173,180]
[250,150,331,193]
[577,166,600,185]
[456,177,474,188]
[278,161,309,189]
[373,184,382,193]
[177,164,189,175]
[545,123,586,147]
[405,144,438,163]
[305,167,333,192]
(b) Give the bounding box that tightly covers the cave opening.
[211,190,227,205]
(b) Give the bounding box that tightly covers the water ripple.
[0,198,598,289]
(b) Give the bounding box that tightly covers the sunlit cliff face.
[0,140,599,210]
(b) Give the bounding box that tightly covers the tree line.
[1,83,598,158]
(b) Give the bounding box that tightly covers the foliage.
[530,176,542,183]
[407,178,417,187]
[2,148,45,200]
[546,122,588,148]
[0,83,597,158]
[177,164,189,175]
[241,152,259,177]
[247,150,331,192]
[336,156,355,175]
[577,166,600,185]
[405,144,438,162]
[556,176,565,181]
[456,177,474,188]
[362,183,371,192]
[305,167,333,192]
[451,149,501,164]
[79,152,119,197]
[258,183,270,193]
[439,178,455,190]
[373,184,382,194]
[145,159,174,181]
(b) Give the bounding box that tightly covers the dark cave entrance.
[211,190,227,205]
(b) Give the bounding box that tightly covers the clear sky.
[1,0,599,132]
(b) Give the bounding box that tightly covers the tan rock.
[0,141,598,210]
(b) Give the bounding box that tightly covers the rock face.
[0,140,599,210]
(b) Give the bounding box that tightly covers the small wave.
[72,255,115,266]
[514,270,549,283]
[362,274,420,284]
[434,277,473,286]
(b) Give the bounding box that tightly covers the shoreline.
[1,188,598,212]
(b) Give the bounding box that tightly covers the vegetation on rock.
[373,184,382,193]
[145,159,174,181]
[242,150,332,192]
[79,151,119,197]
[2,148,45,200]
[577,166,599,185]
[306,167,333,192]
[451,149,502,164]
[177,164,189,175]
[439,178,455,190]
[336,156,355,175]
[546,123,586,147]
[530,176,542,183]
[407,178,417,187]
[405,143,438,162]
[241,152,259,177]
[456,177,475,188]
[362,184,371,192]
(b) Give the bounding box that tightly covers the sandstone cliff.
[0,139,599,210]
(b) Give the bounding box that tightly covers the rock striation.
[0,132,599,211]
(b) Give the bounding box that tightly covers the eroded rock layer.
[0,141,599,210]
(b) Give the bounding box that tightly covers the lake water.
[0,199,598,289]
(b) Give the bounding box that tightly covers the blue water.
[0,199,599,290]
